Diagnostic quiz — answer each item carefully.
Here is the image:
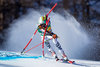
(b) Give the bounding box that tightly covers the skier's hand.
[41,23,46,28]
[38,23,46,29]
[52,34,58,39]
[38,25,42,29]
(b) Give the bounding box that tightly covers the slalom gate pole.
[22,3,57,55]
[46,3,57,16]
[21,29,38,54]
[42,18,50,57]
[24,38,53,53]
[42,3,57,57]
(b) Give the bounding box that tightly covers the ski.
[59,59,75,64]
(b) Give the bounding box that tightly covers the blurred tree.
[63,0,70,9]
[0,0,3,31]
[63,0,100,24]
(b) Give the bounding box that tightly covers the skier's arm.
[38,23,46,29]
[37,28,43,33]
[37,24,46,34]
[46,31,58,39]
[37,23,58,39]
[46,30,54,35]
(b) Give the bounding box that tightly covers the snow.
[0,56,100,67]
[0,51,100,67]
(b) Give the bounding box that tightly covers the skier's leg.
[45,41,58,59]
[53,38,69,61]
[41,36,58,60]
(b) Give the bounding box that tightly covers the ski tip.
[68,61,75,64]
[59,59,75,64]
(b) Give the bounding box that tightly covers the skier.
[37,15,69,61]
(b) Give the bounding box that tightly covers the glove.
[38,23,46,29]
[52,34,58,39]
[41,23,46,28]
[38,25,42,29]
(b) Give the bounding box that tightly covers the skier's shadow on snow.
[65,62,100,67]
[72,63,87,66]
[0,63,21,67]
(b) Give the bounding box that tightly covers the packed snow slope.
[0,51,100,67]
[1,58,100,67]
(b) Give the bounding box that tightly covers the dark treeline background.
[0,0,100,60]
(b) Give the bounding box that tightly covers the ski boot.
[51,51,59,61]
[62,53,74,64]
[55,56,59,61]
[62,53,69,61]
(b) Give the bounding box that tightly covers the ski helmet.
[38,15,48,25]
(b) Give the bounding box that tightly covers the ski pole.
[21,29,38,54]
[46,3,57,16]
[24,38,53,53]
[42,18,50,57]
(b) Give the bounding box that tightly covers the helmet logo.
[42,15,47,21]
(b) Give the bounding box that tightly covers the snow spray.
[4,9,90,59]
